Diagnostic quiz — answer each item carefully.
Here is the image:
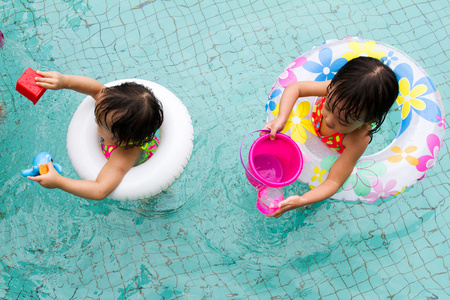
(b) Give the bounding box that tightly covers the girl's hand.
[35,70,66,90]
[27,162,62,189]
[267,195,304,218]
[262,117,287,140]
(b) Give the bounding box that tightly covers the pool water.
[1,0,449,299]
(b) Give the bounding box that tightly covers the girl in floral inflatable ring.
[263,57,399,217]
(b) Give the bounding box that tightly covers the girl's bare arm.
[263,80,329,139]
[35,71,105,99]
[28,147,141,200]
[268,128,370,218]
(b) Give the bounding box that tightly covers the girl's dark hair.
[95,82,164,147]
[327,56,399,136]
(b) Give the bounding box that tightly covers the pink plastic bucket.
[240,130,303,188]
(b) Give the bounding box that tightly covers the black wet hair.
[326,56,399,136]
[95,82,164,147]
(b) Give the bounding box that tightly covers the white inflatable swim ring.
[266,38,445,203]
[67,79,194,201]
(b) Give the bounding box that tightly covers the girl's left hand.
[267,195,304,218]
[27,162,62,189]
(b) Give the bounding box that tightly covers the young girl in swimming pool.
[27,71,164,200]
[262,57,399,217]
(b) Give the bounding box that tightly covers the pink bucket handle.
[239,129,271,186]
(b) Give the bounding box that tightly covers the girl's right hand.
[266,195,303,218]
[35,71,66,90]
[27,162,62,189]
[262,117,287,140]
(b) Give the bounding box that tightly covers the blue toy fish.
[21,152,63,177]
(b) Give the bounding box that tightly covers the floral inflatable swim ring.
[67,79,194,201]
[266,38,445,203]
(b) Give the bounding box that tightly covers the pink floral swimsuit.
[311,97,345,154]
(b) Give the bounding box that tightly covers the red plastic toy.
[16,68,47,105]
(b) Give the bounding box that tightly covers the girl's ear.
[364,120,377,130]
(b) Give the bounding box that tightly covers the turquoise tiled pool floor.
[0,0,449,298]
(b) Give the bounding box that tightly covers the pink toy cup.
[256,186,284,215]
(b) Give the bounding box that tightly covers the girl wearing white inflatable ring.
[31,72,193,201]
[263,38,444,217]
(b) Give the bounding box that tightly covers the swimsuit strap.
[311,97,345,154]
[102,144,118,159]
[141,137,159,159]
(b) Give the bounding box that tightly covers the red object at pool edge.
[16,68,47,105]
